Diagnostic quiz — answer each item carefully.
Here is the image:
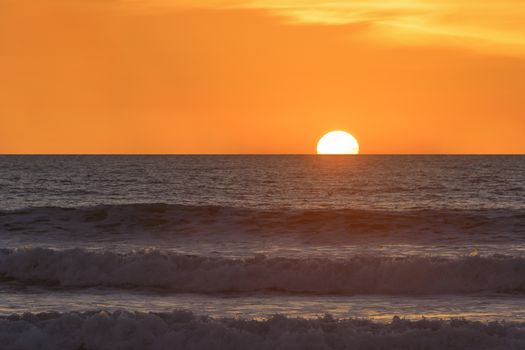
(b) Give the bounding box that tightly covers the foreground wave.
[1,248,525,294]
[1,203,524,238]
[2,310,525,350]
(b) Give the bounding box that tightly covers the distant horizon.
[1,153,524,156]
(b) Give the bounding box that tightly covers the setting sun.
[317,131,359,155]
[1,1,525,347]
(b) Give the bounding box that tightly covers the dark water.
[1,155,524,349]
[2,155,524,210]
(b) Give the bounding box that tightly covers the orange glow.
[317,131,359,155]
[1,1,525,154]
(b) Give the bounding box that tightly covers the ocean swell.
[1,203,524,238]
[1,310,525,350]
[1,248,524,294]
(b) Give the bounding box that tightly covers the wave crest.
[1,248,525,294]
[1,203,524,238]
[1,310,525,350]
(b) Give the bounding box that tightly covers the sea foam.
[1,248,524,294]
[1,310,525,350]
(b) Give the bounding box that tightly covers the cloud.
[246,1,525,55]
[121,0,525,56]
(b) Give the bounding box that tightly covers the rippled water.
[1,155,524,349]
[1,155,524,210]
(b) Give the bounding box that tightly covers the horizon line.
[1,153,524,156]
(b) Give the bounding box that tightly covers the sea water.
[1,155,524,349]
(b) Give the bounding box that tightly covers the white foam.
[1,248,524,294]
[1,311,524,350]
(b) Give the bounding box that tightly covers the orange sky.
[1,0,525,154]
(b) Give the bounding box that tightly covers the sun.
[317,131,359,155]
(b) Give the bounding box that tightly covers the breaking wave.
[1,203,524,238]
[1,310,525,350]
[1,248,525,295]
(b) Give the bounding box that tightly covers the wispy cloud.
[122,0,525,55]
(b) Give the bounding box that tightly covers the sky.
[1,0,525,154]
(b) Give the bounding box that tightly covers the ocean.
[1,155,524,349]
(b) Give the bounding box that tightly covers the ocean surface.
[1,155,524,349]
